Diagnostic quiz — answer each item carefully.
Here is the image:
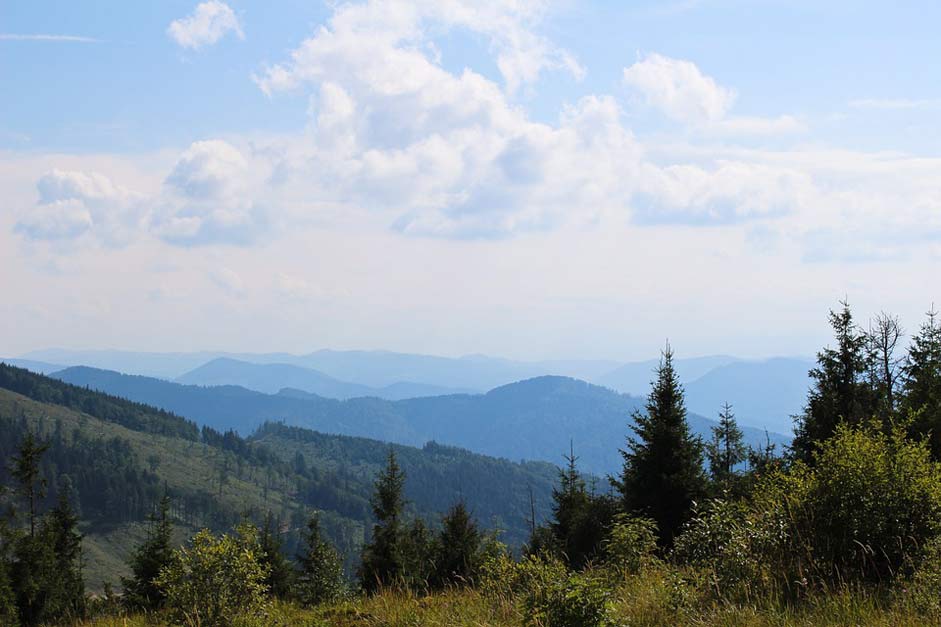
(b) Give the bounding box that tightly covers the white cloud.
[0,34,100,43]
[153,140,268,246]
[623,53,804,136]
[209,266,245,296]
[15,170,140,244]
[167,1,243,50]
[623,53,735,123]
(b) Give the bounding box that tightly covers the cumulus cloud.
[623,53,805,135]
[167,1,243,50]
[15,170,140,244]
[153,140,268,246]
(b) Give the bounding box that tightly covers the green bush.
[155,524,270,627]
[603,514,658,575]
[521,566,612,627]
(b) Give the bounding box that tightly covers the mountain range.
[49,366,789,476]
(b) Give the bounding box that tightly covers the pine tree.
[793,301,877,462]
[10,432,49,538]
[614,344,706,546]
[359,449,407,592]
[295,513,344,606]
[122,494,174,610]
[258,511,293,599]
[40,490,85,621]
[432,502,481,588]
[0,515,18,627]
[901,307,941,457]
[705,403,747,489]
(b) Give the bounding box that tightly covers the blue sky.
[2,0,940,360]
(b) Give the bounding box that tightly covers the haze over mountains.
[9,347,813,436]
[47,365,789,476]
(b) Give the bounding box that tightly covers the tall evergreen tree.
[705,403,747,489]
[792,301,876,462]
[901,307,941,457]
[359,449,407,592]
[122,494,174,610]
[258,511,293,599]
[10,432,49,538]
[614,344,706,546]
[551,443,590,564]
[39,491,85,621]
[432,502,481,588]
[295,513,344,606]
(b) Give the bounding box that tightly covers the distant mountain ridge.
[176,357,474,400]
[50,366,789,476]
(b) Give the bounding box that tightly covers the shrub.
[156,524,270,627]
[603,514,658,575]
[522,567,612,627]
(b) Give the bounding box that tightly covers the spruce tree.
[40,491,85,621]
[705,403,747,489]
[10,432,49,538]
[258,511,293,599]
[793,301,877,461]
[295,513,344,606]
[359,449,407,592]
[432,502,481,588]
[901,307,941,457]
[614,344,706,546]
[122,494,174,610]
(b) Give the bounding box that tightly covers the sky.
[2,0,940,361]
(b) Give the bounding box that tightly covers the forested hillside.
[50,367,787,475]
[0,364,558,586]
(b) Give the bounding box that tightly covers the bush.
[521,567,612,627]
[156,524,270,627]
[603,514,658,575]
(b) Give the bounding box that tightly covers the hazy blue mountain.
[51,366,789,476]
[595,355,742,396]
[0,358,65,374]
[176,357,472,400]
[24,348,620,389]
[684,358,813,435]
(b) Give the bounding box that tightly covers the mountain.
[0,358,65,374]
[684,358,813,435]
[50,366,789,476]
[0,364,559,588]
[595,355,742,396]
[22,348,621,390]
[176,357,473,400]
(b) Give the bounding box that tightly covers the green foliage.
[40,490,86,620]
[705,403,747,491]
[156,524,270,627]
[901,307,941,458]
[520,560,612,627]
[603,514,658,575]
[122,494,174,610]
[432,501,482,588]
[295,513,345,606]
[615,344,706,546]
[258,511,294,599]
[359,450,407,592]
[793,301,877,462]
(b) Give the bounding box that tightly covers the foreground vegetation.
[5,301,941,625]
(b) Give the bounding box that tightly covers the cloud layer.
[167,1,243,50]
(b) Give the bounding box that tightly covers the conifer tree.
[705,403,747,488]
[901,306,941,457]
[40,490,85,621]
[793,301,877,461]
[258,511,293,599]
[359,449,407,592]
[614,344,706,546]
[295,513,344,606]
[122,494,174,610]
[548,444,614,567]
[432,502,481,588]
[0,515,18,627]
[10,432,49,538]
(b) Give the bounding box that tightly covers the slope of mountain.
[176,357,473,400]
[684,358,812,435]
[51,366,789,476]
[0,364,558,588]
[0,358,66,374]
[595,355,742,396]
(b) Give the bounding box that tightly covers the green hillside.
[0,364,557,590]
